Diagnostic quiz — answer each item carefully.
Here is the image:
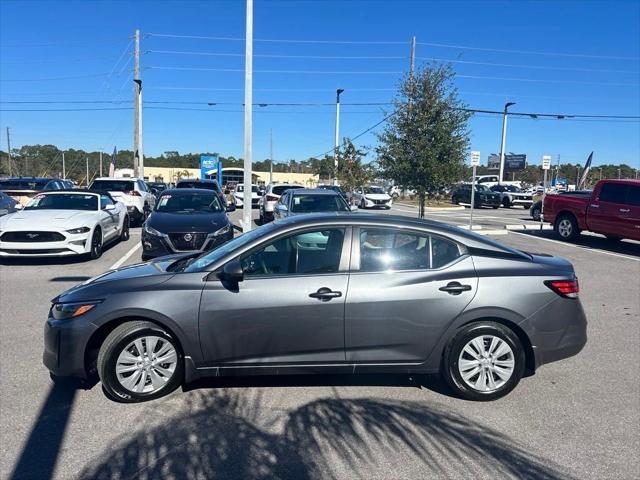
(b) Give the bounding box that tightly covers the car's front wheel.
[442,321,525,401]
[120,216,130,241]
[97,321,183,403]
[89,228,103,259]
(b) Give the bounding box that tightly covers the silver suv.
[258,183,304,223]
[90,178,156,226]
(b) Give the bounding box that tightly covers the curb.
[394,202,466,211]
[504,224,553,231]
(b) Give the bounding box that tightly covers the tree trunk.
[419,192,426,219]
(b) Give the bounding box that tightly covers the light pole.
[333,88,344,185]
[498,102,516,185]
[599,167,603,180]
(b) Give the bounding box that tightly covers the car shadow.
[515,229,640,257]
[78,388,575,480]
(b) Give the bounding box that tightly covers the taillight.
[545,279,579,298]
[126,190,141,197]
[266,194,279,201]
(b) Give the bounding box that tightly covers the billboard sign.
[487,153,526,171]
[200,155,221,184]
[488,154,500,170]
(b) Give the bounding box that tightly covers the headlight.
[51,301,100,320]
[213,223,232,236]
[66,226,90,234]
[143,222,163,236]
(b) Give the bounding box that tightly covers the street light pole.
[242,0,254,232]
[498,102,515,185]
[333,88,344,185]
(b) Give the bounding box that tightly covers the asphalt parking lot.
[1,204,639,479]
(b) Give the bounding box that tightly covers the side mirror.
[226,203,236,212]
[350,205,358,211]
[218,260,244,283]
[14,203,24,210]
[275,203,288,212]
[104,204,116,211]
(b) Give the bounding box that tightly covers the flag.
[108,147,117,177]
[577,151,593,189]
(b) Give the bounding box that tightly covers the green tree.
[336,139,374,198]
[377,64,472,217]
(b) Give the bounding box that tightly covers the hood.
[0,209,96,230]
[146,211,229,233]
[54,253,195,303]
[364,193,391,200]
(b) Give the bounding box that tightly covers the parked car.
[451,184,501,208]
[272,188,354,220]
[147,182,168,197]
[0,191,20,216]
[44,213,586,403]
[141,188,234,260]
[490,184,533,209]
[544,179,640,242]
[90,177,156,226]
[233,184,261,208]
[387,185,416,199]
[352,186,393,209]
[0,177,67,206]
[175,179,227,208]
[317,184,349,201]
[0,190,129,259]
[258,183,304,223]
[467,175,521,189]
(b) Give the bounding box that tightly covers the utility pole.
[618,167,621,179]
[498,102,515,184]
[242,0,254,232]
[133,29,143,179]
[85,157,89,186]
[410,36,416,76]
[62,152,66,179]
[99,150,103,177]
[333,88,344,185]
[269,129,273,184]
[6,127,12,177]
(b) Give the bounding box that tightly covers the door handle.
[309,287,342,302]
[619,208,630,213]
[439,282,472,295]
[589,204,599,208]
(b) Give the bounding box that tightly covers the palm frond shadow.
[81,389,573,480]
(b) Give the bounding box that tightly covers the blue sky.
[1,0,639,168]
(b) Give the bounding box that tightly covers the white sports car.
[0,190,129,259]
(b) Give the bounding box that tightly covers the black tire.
[502,198,511,208]
[452,196,459,205]
[523,204,532,210]
[89,227,103,260]
[531,207,541,222]
[492,205,500,209]
[554,213,579,241]
[442,321,526,401]
[120,216,130,241]
[97,321,183,403]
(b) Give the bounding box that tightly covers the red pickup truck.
[544,179,640,242]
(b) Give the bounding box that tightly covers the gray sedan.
[273,188,355,220]
[44,213,586,402]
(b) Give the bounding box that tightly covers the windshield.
[0,179,49,190]
[272,185,303,195]
[177,181,219,192]
[25,193,98,211]
[155,192,223,213]
[236,185,258,193]
[184,222,279,272]
[291,194,350,213]
[364,186,385,194]
[90,180,134,192]
[476,185,491,192]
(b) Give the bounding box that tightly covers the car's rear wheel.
[554,214,579,241]
[502,198,511,208]
[120,216,130,241]
[531,205,541,221]
[452,196,459,205]
[89,228,103,259]
[442,321,525,401]
[97,321,183,403]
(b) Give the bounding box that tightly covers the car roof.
[159,188,219,195]
[92,177,141,181]
[177,178,218,184]
[270,212,529,258]
[289,188,342,196]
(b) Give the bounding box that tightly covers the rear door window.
[626,185,640,206]
[599,183,628,204]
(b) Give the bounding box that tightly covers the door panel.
[345,257,477,363]
[199,275,348,365]
[587,183,628,236]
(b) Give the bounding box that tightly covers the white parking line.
[509,231,640,262]
[109,242,142,270]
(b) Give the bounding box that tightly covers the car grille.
[371,199,388,205]
[0,231,66,242]
[168,232,207,251]
[0,248,71,254]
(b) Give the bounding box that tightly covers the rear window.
[599,183,628,204]
[290,194,350,213]
[272,185,303,195]
[176,181,219,192]
[0,179,49,190]
[90,180,135,192]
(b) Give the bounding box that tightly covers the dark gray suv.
[44,214,586,402]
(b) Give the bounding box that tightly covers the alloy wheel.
[115,335,178,394]
[558,219,573,238]
[91,230,103,258]
[458,335,515,392]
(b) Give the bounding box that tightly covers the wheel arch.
[554,210,584,231]
[83,314,187,379]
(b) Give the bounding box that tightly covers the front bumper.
[363,198,393,208]
[43,314,97,378]
[475,196,501,207]
[0,231,91,257]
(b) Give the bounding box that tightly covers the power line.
[0,54,131,65]
[0,37,133,48]
[416,41,639,61]
[145,49,406,60]
[147,86,396,92]
[146,65,404,74]
[0,72,129,82]
[456,74,639,87]
[0,100,393,106]
[145,32,406,44]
